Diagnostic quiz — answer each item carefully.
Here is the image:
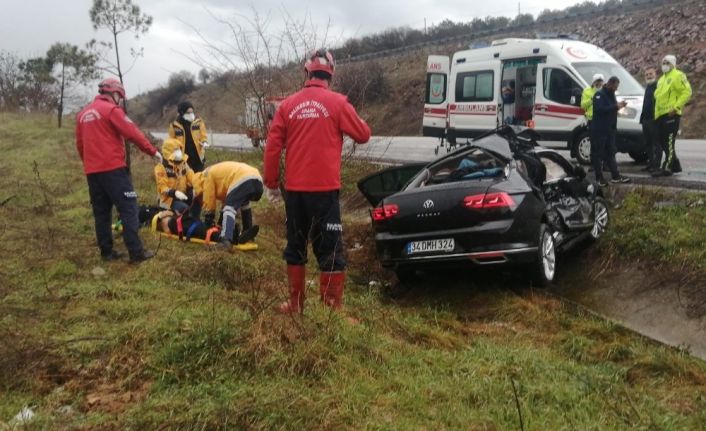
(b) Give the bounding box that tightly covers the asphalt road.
[152,131,706,186]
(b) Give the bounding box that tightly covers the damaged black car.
[357,126,609,285]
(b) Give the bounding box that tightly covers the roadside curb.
[624,174,706,191]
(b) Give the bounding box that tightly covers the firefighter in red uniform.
[76,78,162,263]
[264,48,371,314]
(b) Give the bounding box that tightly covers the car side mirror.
[573,164,586,179]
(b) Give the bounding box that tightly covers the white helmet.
[592,73,605,84]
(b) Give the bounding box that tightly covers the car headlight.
[618,107,637,119]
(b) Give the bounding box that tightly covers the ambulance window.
[425,73,447,104]
[543,68,583,106]
[456,71,494,102]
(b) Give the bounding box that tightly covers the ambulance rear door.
[448,61,501,141]
[423,55,450,139]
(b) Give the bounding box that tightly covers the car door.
[357,163,428,207]
[539,152,593,231]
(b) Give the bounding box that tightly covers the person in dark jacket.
[639,67,660,172]
[168,101,209,173]
[591,76,631,186]
[76,78,161,263]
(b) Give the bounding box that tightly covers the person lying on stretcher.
[152,209,259,244]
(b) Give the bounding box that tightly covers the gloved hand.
[153,151,163,164]
[204,211,215,227]
[201,141,210,148]
[265,188,282,204]
[175,190,188,201]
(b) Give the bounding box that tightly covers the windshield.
[572,62,644,96]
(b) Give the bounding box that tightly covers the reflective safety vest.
[654,68,692,119]
[581,86,597,120]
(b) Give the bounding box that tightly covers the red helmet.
[98,78,126,99]
[304,48,335,77]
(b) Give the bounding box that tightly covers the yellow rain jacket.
[581,86,598,120]
[154,138,195,209]
[193,161,262,213]
[654,68,692,119]
[168,117,209,160]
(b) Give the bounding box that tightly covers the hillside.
[131,0,706,138]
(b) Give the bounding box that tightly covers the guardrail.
[336,0,684,65]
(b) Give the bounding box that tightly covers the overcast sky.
[1,0,585,97]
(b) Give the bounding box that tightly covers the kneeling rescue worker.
[154,138,195,215]
[264,48,371,314]
[192,161,263,249]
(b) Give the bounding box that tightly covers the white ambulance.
[423,37,646,164]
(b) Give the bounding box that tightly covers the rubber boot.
[319,271,345,310]
[277,265,306,314]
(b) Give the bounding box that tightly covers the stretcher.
[149,214,258,251]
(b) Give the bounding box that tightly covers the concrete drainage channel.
[551,255,706,361]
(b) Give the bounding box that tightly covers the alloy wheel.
[541,231,556,281]
[591,200,609,239]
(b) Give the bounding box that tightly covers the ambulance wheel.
[572,132,592,165]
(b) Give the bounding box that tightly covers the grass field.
[1,114,705,430]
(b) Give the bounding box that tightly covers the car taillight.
[463,192,515,209]
[372,204,399,221]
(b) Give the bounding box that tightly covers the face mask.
[645,78,656,84]
[171,149,183,162]
[183,113,195,122]
[661,65,672,73]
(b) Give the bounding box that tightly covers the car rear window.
[421,148,506,186]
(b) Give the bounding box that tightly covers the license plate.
[406,238,455,255]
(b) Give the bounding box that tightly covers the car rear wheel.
[590,197,609,240]
[532,224,556,286]
[572,132,592,165]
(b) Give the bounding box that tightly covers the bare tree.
[88,0,152,89]
[46,43,98,128]
[88,0,152,172]
[179,6,338,146]
[0,51,23,111]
